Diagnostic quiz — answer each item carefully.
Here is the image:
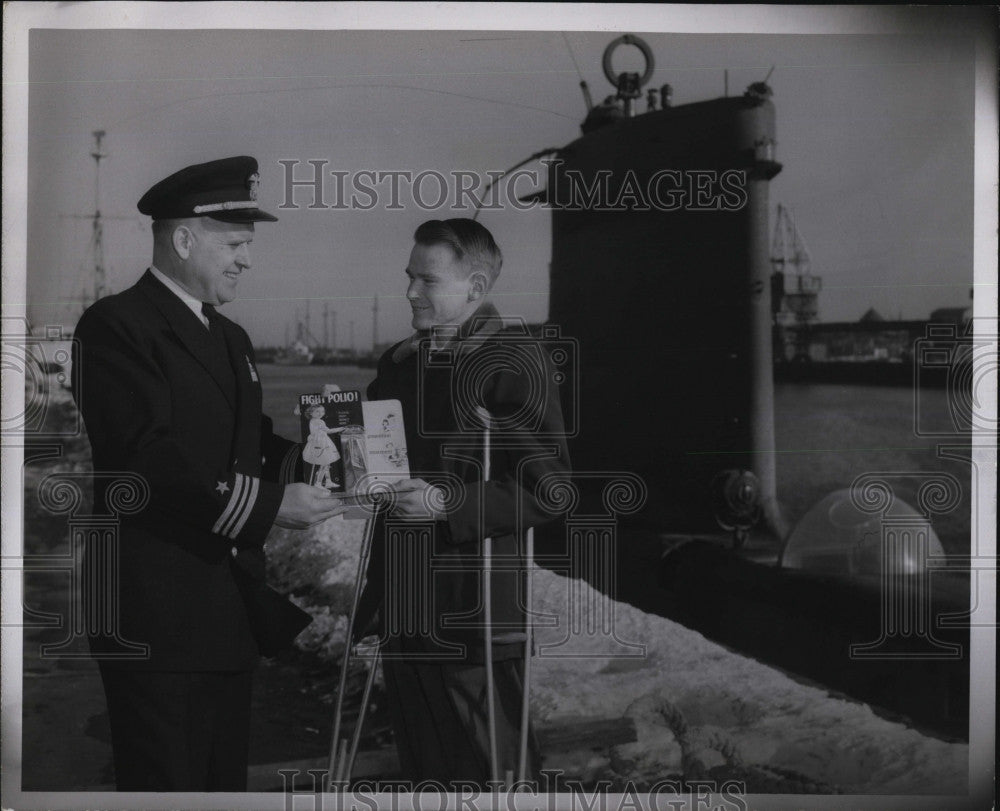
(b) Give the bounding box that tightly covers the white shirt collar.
[149,265,209,328]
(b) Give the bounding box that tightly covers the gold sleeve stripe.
[228,476,260,539]
[212,473,247,536]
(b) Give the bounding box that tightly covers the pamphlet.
[298,391,410,519]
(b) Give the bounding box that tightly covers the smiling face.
[171,217,255,305]
[405,242,483,330]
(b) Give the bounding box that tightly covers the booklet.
[298,390,410,519]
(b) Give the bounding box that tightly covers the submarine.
[519,34,970,741]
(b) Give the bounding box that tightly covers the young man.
[358,218,571,784]
[72,156,344,791]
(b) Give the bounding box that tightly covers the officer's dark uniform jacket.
[72,270,301,671]
[357,302,571,664]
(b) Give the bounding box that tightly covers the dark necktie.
[202,303,227,349]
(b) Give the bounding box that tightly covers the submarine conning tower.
[544,35,784,538]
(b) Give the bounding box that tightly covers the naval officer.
[72,156,345,791]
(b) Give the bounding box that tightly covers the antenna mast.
[90,130,108,304]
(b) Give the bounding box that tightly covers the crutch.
[343,644,379,783]
[517,525,534,783]
[480,412,501,786]
[325,513,377,791]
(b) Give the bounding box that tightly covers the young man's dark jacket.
[357,302,570,664]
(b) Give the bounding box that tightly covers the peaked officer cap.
[137,156,278,223]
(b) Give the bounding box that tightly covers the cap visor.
[207,208,279,223]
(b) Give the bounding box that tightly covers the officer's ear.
[172,225,194,260]
[468,270,490,302]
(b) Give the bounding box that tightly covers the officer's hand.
[388,478,445,520]
[274,483,348,529]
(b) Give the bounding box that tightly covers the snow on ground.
[267,514,968,796]
[528,567,967,794]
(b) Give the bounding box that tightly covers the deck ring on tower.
[602,34,655,88]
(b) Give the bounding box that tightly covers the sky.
[19,11,981,349]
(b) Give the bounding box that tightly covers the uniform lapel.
[217,316,263,474]
[136,270,237,411]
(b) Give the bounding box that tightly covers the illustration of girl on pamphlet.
[302,404,347,489]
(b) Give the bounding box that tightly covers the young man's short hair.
[413,218,503,288]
